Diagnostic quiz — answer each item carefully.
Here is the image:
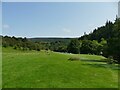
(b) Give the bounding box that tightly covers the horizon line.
[1,35,81,38]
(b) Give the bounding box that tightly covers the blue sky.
[2,2,118,38]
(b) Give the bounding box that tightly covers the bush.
[107,56,115,64]
[68,57,80,61]
[36,48,40,51]
[13,45,17,50]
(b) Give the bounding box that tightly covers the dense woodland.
[1,17,120,63]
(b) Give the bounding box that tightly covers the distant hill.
[28,37,74,43]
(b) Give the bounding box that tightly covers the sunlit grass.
[2,47,118,88]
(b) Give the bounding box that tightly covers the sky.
[2,0,120,2]
[2,2,118,38]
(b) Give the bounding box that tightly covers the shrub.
[36,48,40,51]
[68,57,80,61]
[107,56,115,64]
[13,46,17,50]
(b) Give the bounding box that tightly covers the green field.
[2,47,119,88]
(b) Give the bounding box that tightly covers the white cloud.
[63,28,71,33]
[2,24,10,29]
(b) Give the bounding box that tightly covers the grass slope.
[2,47,118,88]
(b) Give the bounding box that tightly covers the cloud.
[3,24,10,29]
[63,28,71,33]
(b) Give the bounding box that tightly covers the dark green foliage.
[2,36,68,52]
[106,56,117,64]
[98,38,108,56]
[2,36,41,51]
[67,39,81,54]
[107,38,120,63]
[105,18,120,63]
[80,40,104,55]
[13,45,17,50]
[79,21,114,41]
[36,48,40,51]
[80,40,91,54]
[79,17,120,63]
[29,38,71,43]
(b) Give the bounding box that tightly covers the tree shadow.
[81,59,106,63]
[82,63,120,70]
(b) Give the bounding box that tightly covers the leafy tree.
[80,40,92,54]
[106,18,120,63]
[67,39,81,54]
[98,38,108,56]
[80,40,101,55]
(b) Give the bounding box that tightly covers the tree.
[107,38,120,63]
[80,40,93,54]
[67,39,81,54]
[106,18,120,63]
[80,40,100,54]
[99,38,108,56]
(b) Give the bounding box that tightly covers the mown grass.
[0,46,2,89]
[2,47,118,88]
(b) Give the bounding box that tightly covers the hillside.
[78,18,119,42]
[78,18,120,63]
[28,37,72,43]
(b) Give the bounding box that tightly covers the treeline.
[2,36,41,51]
[67,38,107,55]
[2,36,69,52]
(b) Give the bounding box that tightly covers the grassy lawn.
[2,47,119,88]
[0,46,2,89]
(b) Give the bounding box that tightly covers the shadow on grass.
[82,63,120,70]
[81,58,120,70]
[81,59,106,63]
